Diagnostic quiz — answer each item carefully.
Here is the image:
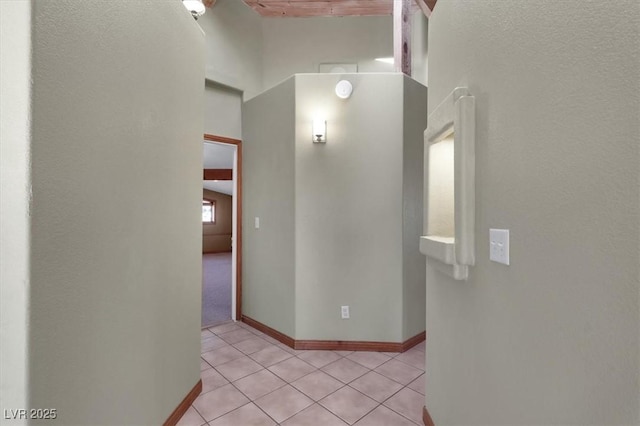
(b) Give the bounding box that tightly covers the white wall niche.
[420,87,475,280]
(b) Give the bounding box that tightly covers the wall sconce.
[183,0,206,19]
[313,119,327,143]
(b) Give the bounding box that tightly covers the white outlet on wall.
[341,305,350,319]
[489,229,510,265]
[254,217,260,229]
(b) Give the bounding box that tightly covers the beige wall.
[402,76,428,340]
[425,0,639,424]
[411,12,429,87]
[261,13,429,92]
[243,74,426,342]
[242,78,297,337]
[203,189,233,253]
[294,74,427,342]
[198,0,263,100]
[294,74,404,341]
[1,1,204,424]
[262,17,394,91]
[204,81,243,139]
[0,0,31,416]
[199,1,425,136]
[199,1,427,99]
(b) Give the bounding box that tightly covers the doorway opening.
[202,134,242,328]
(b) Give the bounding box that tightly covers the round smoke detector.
[335,80,353,99]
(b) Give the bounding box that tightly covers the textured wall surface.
[243,74,426,342]
[198,0,263,100]
[411,12,429,87]
[242,78,297,337]
[200,1,426,99]
[426,0,639,424]
[262,17,394,91]
[402,76,428,340]
[0,0,32,418]
[294,74,405,341]
[24,1,204,424]
[204,81,243,139]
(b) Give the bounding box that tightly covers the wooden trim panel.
[204,134,242,145]
[401,331,426,352]
[244,0,392,17]
[423,406,435,426]
[295,339,403,352]
[203,169,233,181]
[393,0,412,75]
[242,0,428,17]
[163,379,202,426]
[296,331,424,352]
[241,315,296,348]
[241,315,426,353]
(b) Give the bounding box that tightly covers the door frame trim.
[204,133,242,319]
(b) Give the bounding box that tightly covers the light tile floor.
[179,321,426,426]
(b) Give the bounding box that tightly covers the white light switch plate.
[490,229,510,265]
[255,217,260,229]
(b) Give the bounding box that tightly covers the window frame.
[202,198,216,224]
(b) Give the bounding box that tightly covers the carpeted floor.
[202,252,232,328]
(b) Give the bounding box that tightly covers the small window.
[202,199,216,223]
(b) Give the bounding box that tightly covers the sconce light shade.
[313,119,327,143]
[335,80,353,99]
[183,0,206,19]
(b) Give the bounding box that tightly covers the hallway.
[202,253,233,327]
[178,321,426,425]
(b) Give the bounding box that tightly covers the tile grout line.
[228,379,283,425]
[198,321,425,426]
[371,383,422,425]
[190,400,207,425]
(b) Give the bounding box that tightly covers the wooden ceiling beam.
[241,0,431,18]
[394,0,411,75]
[203,169,233,181]
[243,0,398,17]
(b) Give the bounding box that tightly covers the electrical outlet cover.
[341,305,350,319]
[489,229,510,265]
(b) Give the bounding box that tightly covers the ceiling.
[204,180,234,195]
[204,142,235,169]
[242,0,416,17]
[203,142,235,196]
